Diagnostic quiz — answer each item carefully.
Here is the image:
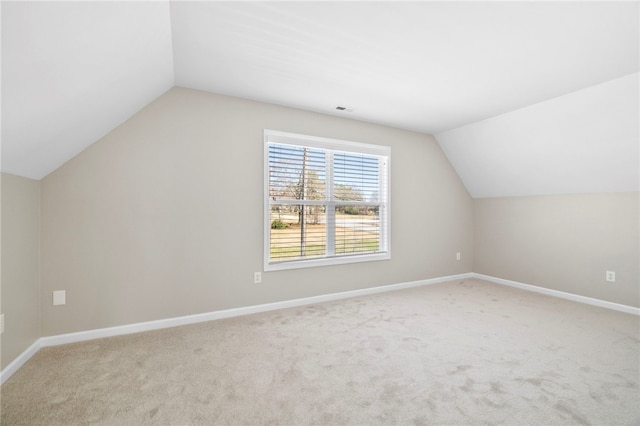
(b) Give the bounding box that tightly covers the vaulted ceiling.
[2,1,638,197]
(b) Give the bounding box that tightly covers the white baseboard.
[3,272,637,385]
[0,339,41,385]
[1,273,472,385]
[40,273,473,348]
[473,273,640,316]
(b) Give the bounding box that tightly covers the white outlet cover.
[53,290,66,306]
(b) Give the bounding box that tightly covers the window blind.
[265,130,390,270]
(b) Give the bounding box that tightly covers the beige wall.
[3,86,638,369]
[1,174,41,370]
[474,193,640,307]
[40,87,474,336]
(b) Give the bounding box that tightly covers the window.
[264,130,390,271]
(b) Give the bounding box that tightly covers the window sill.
[264,252,391,272]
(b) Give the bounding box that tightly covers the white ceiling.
[2,1,174,180]
[2,1,638,197]
[438,73,639,198]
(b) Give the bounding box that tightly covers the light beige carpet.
[1,279,639,425]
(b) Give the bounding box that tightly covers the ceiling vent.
[335,105,355,112]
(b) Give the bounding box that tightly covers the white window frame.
[264,129,391,271]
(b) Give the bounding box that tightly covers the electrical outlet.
[606,271,616,282]
[53,290,66,306]
[456,252,461,261]
[254,272,262,284]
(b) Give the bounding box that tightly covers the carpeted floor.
[1,278,639,425]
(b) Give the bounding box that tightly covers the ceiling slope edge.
[435,73,640,199]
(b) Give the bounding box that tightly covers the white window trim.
[264,129,391,272]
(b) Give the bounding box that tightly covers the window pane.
[269,144,326,201]
[335,206,380,254]
[270,204,326,261]
[265,130,389,270]
[333,152,379,202]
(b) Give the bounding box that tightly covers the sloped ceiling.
[2,2,174,180]
[2,1,638,198]
[437,74,639,198]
